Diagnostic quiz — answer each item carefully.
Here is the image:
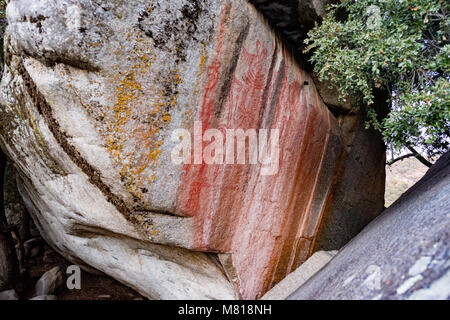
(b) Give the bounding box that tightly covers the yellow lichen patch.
[162,114,171,122]
[146,0,155,14]
[105,32,185,201]
[199,42,207,68]
[130,212,159,238]
[87,41,100,48]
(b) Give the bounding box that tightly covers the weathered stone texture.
[0,0,385,299]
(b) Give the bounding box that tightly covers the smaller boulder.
[35,266,65,296]
[0,289,19,300]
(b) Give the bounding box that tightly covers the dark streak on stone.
[262,57,285,131]
[214,20,250,119]
[137,0,205,111]
[17,60,130,219]
[257,40,278,130]
[28,14,46,34]
[21,47,100,73]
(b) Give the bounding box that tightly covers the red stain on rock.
[177,1,344,299]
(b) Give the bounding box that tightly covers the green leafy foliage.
[0,1,4,17]
[305,0,449,158]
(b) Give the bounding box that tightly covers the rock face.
[30,295,57,300]
[289,152,450,300]
[0,0,385,299]
[4,160,28,240]
[0,149,20,292]
[261,250,337,300]
[250,0,334,67]
[312,112,386,251]
[252,0,354,112]
[0,289,19,300]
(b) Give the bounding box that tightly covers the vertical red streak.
[176,1,343,299]
[177,3,231,249]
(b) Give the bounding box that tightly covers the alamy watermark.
[66,265,81,290]
[171,121,280,176]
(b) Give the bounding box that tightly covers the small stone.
[35,266,65,296]
[0,289,19,300]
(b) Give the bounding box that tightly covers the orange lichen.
[104,31,184,201]
[199,42,207,68]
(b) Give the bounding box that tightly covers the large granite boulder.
[0,0,385,299]
[289,151,450,300]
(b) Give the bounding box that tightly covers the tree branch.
[405,144,433,168]
[387,153,416,165]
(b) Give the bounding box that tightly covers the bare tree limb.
[387,153,416,166]
[405,144,433,168]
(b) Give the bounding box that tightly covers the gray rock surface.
[3,162,26,230]
[289,151,450,300]
[0,289,19,300]
[313,112,386,251]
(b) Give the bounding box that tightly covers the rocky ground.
[24,242,144,300]
[0,158,145,300]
